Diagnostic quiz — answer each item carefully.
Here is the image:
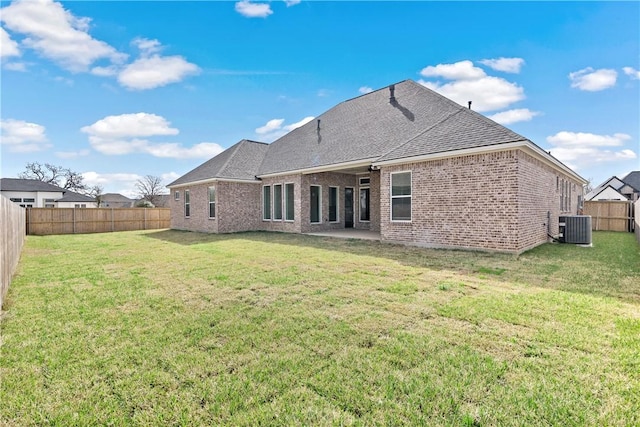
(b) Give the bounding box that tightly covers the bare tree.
[19,162,88,193]
[135,175,165,207]
[87,184,104,207]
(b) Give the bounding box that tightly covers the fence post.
[144,208,147,230]
[111,208,114,232]
[73,208,76,234]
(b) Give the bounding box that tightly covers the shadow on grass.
[144,229,640,303]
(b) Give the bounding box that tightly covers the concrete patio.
[305,229,381,241]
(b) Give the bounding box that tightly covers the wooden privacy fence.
[584,200,634,232]
[26,208,170,235]
[635,200,640,244]
[1,195,26,309]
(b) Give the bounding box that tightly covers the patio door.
[344,187,354,228]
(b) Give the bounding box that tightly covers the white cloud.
[235,1,273,18]
[359,86,373,94]
[117,54,200,90]
[255,116,314,142]
[90,65,119,77]
[143,142,225,159]
[256,118,285,135]
[132,37,162,56]
[81,113,179,139]
[479,57,525,73]
[3,61,27,71]
[317,89,331,97]
[81,113,222,159]
[56,149,90,159]
[0,27,20,57]
[419,76,524,112]
[0,0,126,72]
[161,172,181,184]
[546,131,636,170]
[569,67,617,91]
[623,66,640,80]
[488,108,540,125]
[0,118,51,152]
[420,60,486,80]
[284,0,301,6]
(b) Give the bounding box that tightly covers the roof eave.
[257,158,378,179]
[167,177,261,189]
[372,141,588,185]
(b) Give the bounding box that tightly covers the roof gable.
[587,185,627,201]
[169,139,268,187]
[622,171,640,191]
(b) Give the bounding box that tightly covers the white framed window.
[391,171,412,222]
[23,198,35,203]
[310,185,321,224]
[273,184,283,220]
[359,176,370,222]
[10,198,21,202]
[329,186,339,223]
[263,185,271,220]
[174,190,180,200]
[208,186,216,219]
[285,183,295,221]
[184,190,190,217]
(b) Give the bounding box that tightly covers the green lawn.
[1,230,639,426]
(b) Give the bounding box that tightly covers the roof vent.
[468,101,472,109]
[389,84,395,102]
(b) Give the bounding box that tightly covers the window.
[263,186,271,220]
[23,198,35,203]
[329,187,339,222]
[74,204,87,208]
[359,177,370,186]
[359,188,370,221]
[285,183,295,221]
[45,204,55,208]
[174,191,180,200]
[560,179,570,212]
[10,198,21,203]
[208,186,216,218]
[391,171,412,221]
[273,184,283,220]
[184,190,190,217]
[310,185,321,223]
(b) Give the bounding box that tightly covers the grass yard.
[1,230,639,426]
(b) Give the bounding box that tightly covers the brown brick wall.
[381,151,520,251]
[517,151,583,251]
[169,181,262,233]
[380,149,584,253]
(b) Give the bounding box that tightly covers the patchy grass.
[1,230,639,426]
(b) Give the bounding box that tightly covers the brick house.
[168,80,586,253]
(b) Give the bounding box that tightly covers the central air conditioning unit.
[559,215,592,245]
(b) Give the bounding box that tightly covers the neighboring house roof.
[0,178,65,192]
[101,193,134,202]
[171,80,585,186]
[169,139,269,187]
[587,185,628,201]
[56,191,95,203]
[621,171,640,192]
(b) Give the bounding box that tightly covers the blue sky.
[1,0,638,197]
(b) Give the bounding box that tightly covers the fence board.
[584,200,633,232]
[26,208,170,235]
[633,200,640,244]
[1,195,26,309]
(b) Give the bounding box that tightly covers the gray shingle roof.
[101,193,134,202]
[622,171,640,192]
[171,79,580,186]
[257,80,529,174]
[57,191,95,203]
[0,178,66,192]
[168,139,269,187]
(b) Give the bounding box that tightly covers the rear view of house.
[168,80,586,254]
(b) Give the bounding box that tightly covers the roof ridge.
[215,140,246,177]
